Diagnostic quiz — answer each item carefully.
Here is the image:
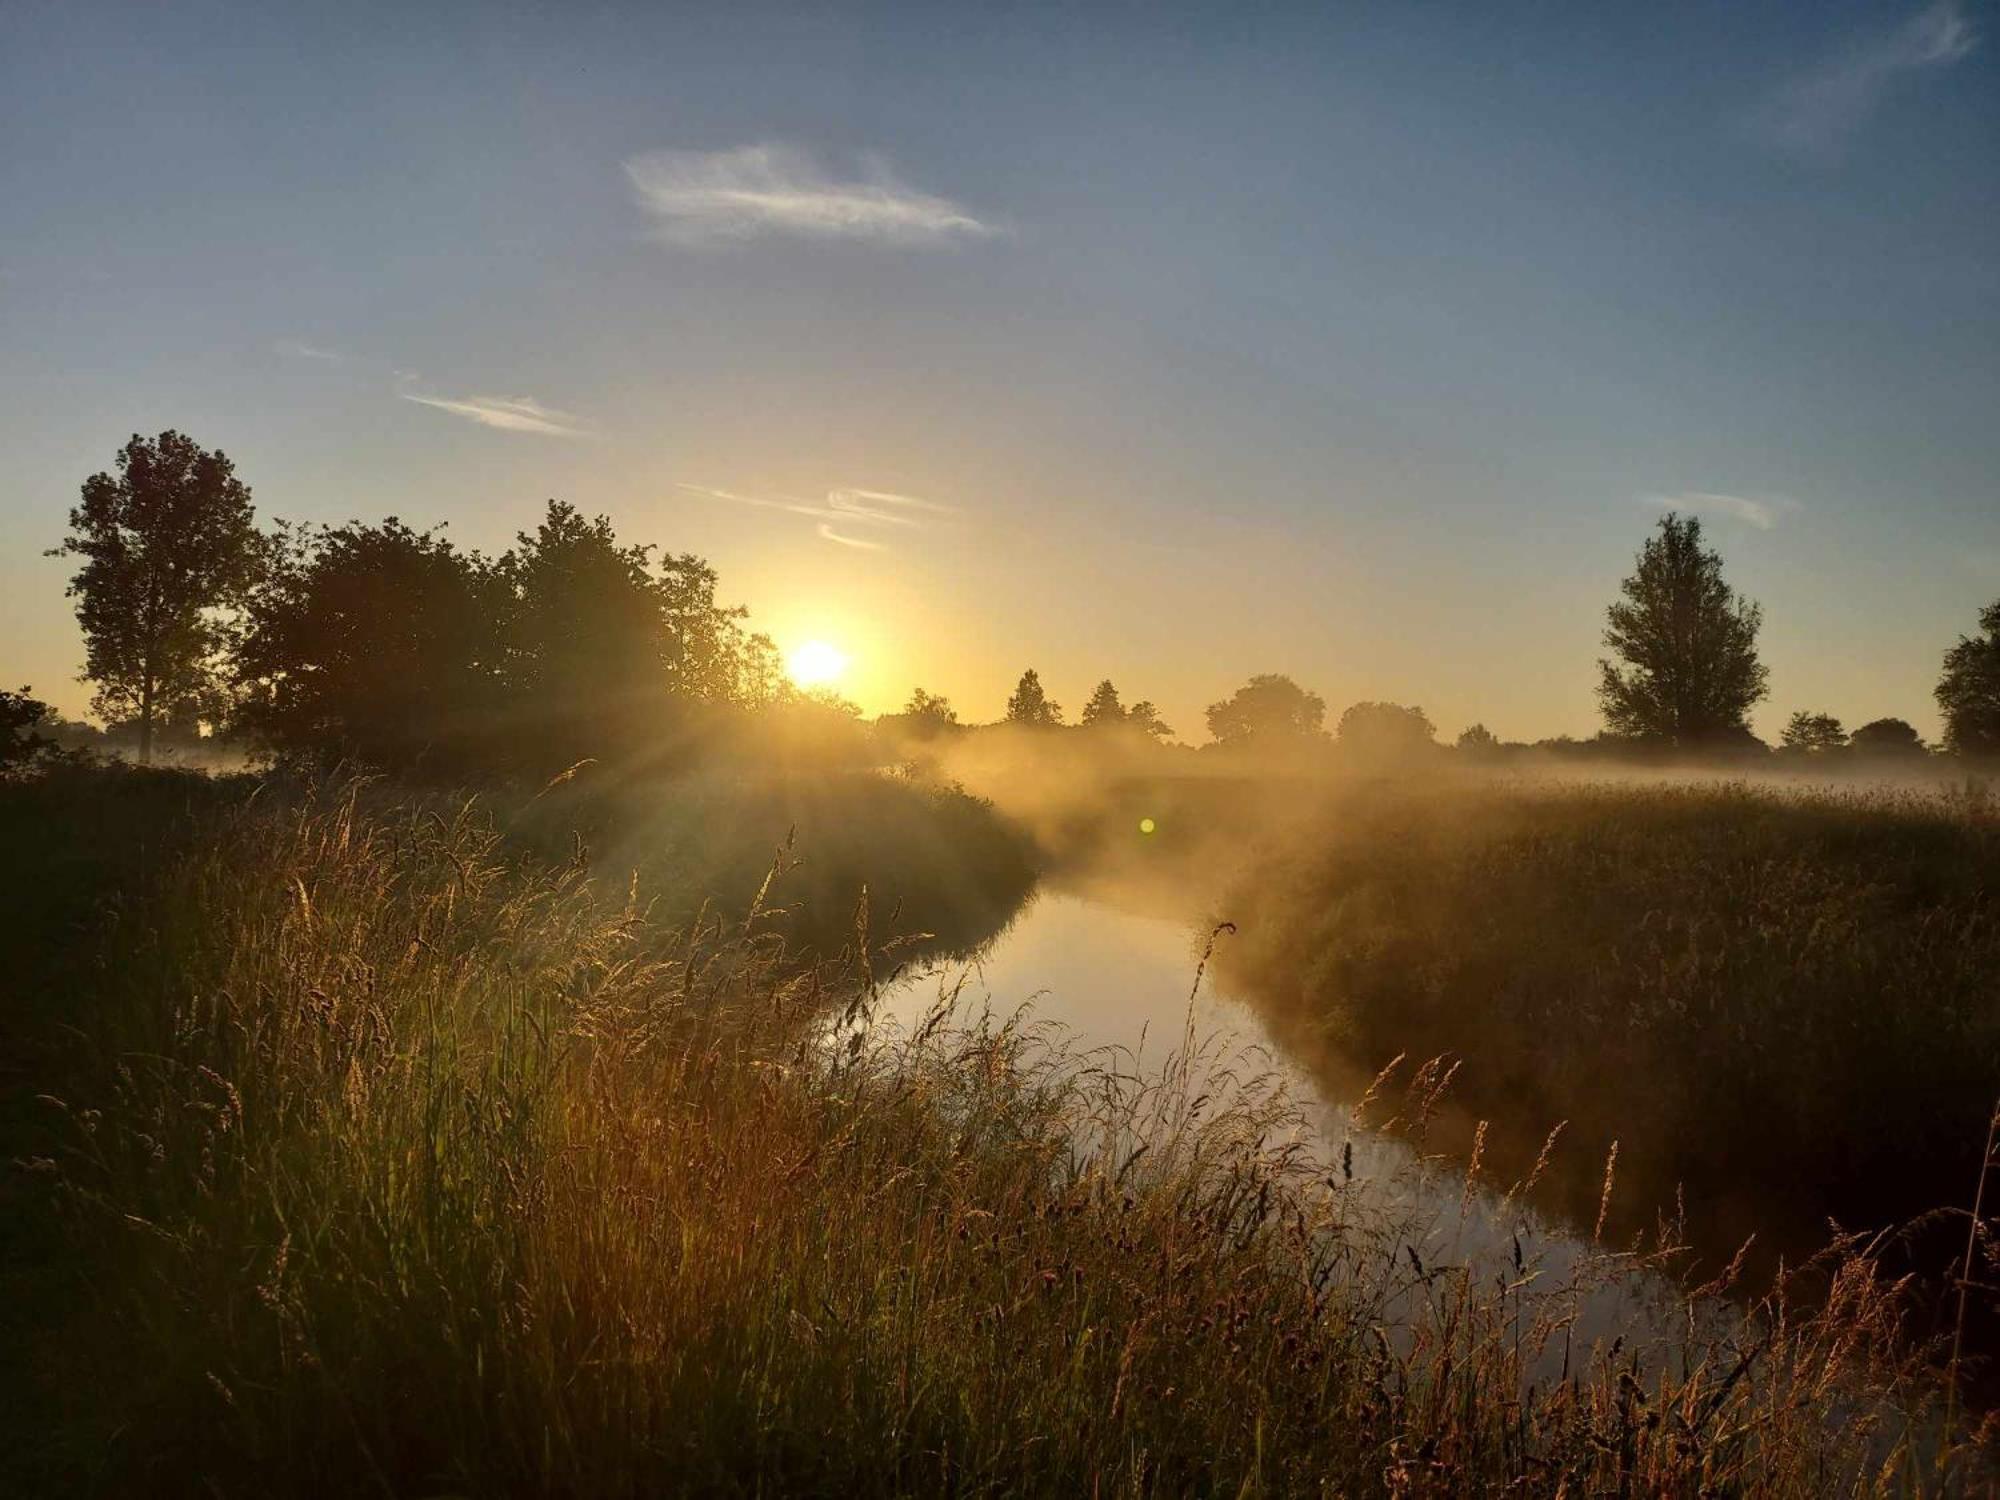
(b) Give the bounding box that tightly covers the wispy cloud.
[626,145,996,248]
[272,338,344,363]
[678,482,955,550]
[1759,0,1977,155]
[401,391,590,437]
[1646,491,1804,532]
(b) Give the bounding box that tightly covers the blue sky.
[3,0,1995,739]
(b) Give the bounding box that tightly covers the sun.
[786,639,850,689]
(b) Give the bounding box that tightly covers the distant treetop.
[1005,668,1063,726]
[1205,674,1326,748]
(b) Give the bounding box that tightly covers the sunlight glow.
[786,639,850,688]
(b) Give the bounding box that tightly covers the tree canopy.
[1849,718,1926,756]
[1,687,59,771]
[1080,679,1125,727]
[1455,723,1500,757]
[1005,669,1062,726]
[52,431,263,762]
[1205,674,1325,748]
[235,500,788,774]
[1335,701,1437,763]
[1597,513,1767,747]
[1937,600,2000,758]
[1125,700,1174,741]
[1779,711,1846,755]
[235,518,510,772]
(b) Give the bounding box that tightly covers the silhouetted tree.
[235,518,509,770]
[1336,701,1437,763]
[1,687,58,770]
[1080,680,1126,727]
[1780,710,1846,754]
[1597,512,1767,747]
[1937,601,2000,758]
[500,501,777,765]
[1005,669,1062,726]
[1455,722,1500,757]
[502,503,678,760]
[1205,674,1325,748]
[903,687,959,730]
[51,431,262,762]
[1850,717,1926,757]
[1125,700,1175,741]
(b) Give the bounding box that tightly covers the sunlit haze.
[786,639,850,690]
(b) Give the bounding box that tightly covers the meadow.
[1215,775,2000,1264]
[4,760,1995,1495]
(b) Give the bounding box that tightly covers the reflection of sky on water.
[869,887,1717,1378]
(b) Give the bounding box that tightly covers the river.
[864,881,1699,1372]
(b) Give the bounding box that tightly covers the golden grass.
[4,771,1994,1494]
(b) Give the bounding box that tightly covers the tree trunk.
[139,672,154,765]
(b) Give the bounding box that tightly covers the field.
[1215,775,2000,1261]
[3,762,1994,1495]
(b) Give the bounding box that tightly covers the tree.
[52,431,262,762]
[1080,679,1126,727]
[1336,701,1437,763]
[499,502,774,765]
[1779,710,1846,755]
[1456,722,1500,757]
[903,687,959,729]
[234,518,509,771]
[1126,700,1175,741]
[1205,674,1325,748]
[1850,718,1926,757]
[1937,600,2000,758]
[1005,669,1062,726]
[1597,512,1767,747]
[1,688,59,771]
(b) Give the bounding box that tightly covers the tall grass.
[1219,778,2000,1257]
[3,769,1991,1494]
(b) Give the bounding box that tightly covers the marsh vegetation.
[6,763,1996,1496]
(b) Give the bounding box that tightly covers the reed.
[2,766,1990,1495]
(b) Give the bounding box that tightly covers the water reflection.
[870,884,1706,1373]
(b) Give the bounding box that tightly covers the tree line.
[8,434,2000,772]
[27,431,835,777]
[894,512,2000,764]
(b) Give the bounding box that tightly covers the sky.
[2,0,1995,742]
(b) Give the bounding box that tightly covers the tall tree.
[52,431,262,762]
[1597,512,1767,746]
[1779,711,1846,754]
[1080,679,1126,727]
[1004,669,1062,726]
[1125,700,1175,741]
[1937,600,2000,757]
[1205,674,1326,748]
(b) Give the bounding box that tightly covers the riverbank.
[1214,777,2000,1266]
[1,764,1984,1493]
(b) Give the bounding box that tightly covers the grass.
[1,765,1993,1494]
[509,763,1039,960]
[1216,776,2000,1260]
